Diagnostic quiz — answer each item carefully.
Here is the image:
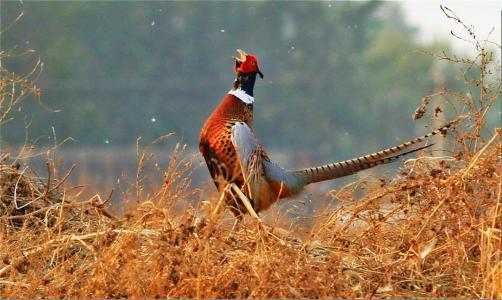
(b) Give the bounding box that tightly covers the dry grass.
[0,6,500,298]
[0,129,499,298]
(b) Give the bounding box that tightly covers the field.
[0,8,501,298]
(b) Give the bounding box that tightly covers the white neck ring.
[228,89,254,105]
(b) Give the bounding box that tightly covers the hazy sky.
[401,1,501,58]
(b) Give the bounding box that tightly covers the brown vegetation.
[0,129,499,298]
[0,6,500,298]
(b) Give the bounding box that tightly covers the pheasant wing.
[230,122,267,203]
[232,122,307,203]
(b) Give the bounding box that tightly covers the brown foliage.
[0,131,500,298]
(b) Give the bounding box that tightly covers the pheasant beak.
[233,49,246,70]
[233,49,247,63]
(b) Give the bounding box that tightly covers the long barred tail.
[295,120,456,185]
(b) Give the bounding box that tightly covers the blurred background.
[1,1,500,211]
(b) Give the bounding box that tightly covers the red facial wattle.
[238,55,258,73]
[233,49,264,78]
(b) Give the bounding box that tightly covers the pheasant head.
[233,49,263,78]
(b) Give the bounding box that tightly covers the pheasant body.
[200,88,276,214]
[199,92,257,185]
[199,49,454,216]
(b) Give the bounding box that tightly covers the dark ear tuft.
[258,69,264,79]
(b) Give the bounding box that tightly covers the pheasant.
[199,49,453,217]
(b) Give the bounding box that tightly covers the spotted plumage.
[199,49,456,217]
[199,92,260,185]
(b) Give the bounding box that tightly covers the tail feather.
[295,121,455,185]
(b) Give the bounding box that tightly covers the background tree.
[1,1,472,164]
